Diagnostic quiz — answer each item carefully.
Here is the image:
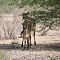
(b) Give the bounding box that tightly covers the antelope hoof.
[34,41,36,45]
[21,42,23,47]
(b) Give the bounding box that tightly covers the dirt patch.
[0,50,60,60]
[0,43,60,51]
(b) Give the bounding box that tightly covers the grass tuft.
[51,58,56,60]
[0,52,4,59]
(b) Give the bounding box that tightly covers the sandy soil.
[0,25,60,60]
[0,50,60,60]
[0,35,60,60]
[0,36,60,44]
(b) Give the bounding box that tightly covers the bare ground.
[0,35,60,60]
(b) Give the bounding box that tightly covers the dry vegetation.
[0,12,60,60]
[0,0,60,60]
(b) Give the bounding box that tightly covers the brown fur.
[20,19,36,49]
